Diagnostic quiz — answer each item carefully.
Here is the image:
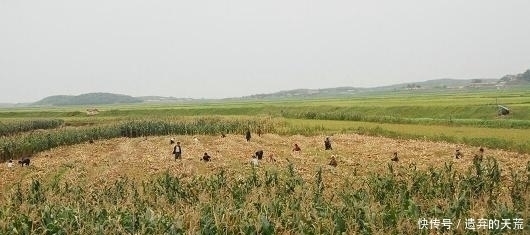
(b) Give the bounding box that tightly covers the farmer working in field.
[250,155,259,166]
[292,143,301,152]
[324,137,332,150]
[391,152,399,162]
[18,158,30,166]
[455,149,463,159]
[329,156,337,167]
[202,152,211,162]
[173,142,182,160]
[245,129,251,142]
[255,150,264,160]
[473,147,484,162]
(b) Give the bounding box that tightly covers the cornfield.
[1,131,529,234]
[0,119,64,137]
[0,117,278,162]
[1,159,528,234]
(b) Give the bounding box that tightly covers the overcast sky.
[1,0,529,103]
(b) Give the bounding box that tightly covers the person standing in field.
[245,129,251,142]
[173,142,182,160]
[257,127,262,137]
[324,137,333,150]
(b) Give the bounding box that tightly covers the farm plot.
[1,134,528,234]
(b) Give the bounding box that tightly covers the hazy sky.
[1,0,529,103]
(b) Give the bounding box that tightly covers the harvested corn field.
[1,134,529,234]
[3,134,527,187]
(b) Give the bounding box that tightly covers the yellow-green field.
[1,133,528,234]
[0,91,529,234]
[284,119,530,146]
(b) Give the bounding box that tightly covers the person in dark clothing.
[255,150,264,160]
[257,127,262,137]
[324,137,332,150]
[391,152,399,162]
[245,130,251,142]
[18,158,30,166]
[173,142,182,160]
[292,144,301,152]
[329,156,337,167]
[202,152,211,162]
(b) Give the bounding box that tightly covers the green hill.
[33,93,142,106]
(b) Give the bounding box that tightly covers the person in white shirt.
[250,155,259,166]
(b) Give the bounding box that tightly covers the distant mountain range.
[239,69,529,100]
[2,69,528,107]
[241,78,498,100]
[33,93,143,106]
